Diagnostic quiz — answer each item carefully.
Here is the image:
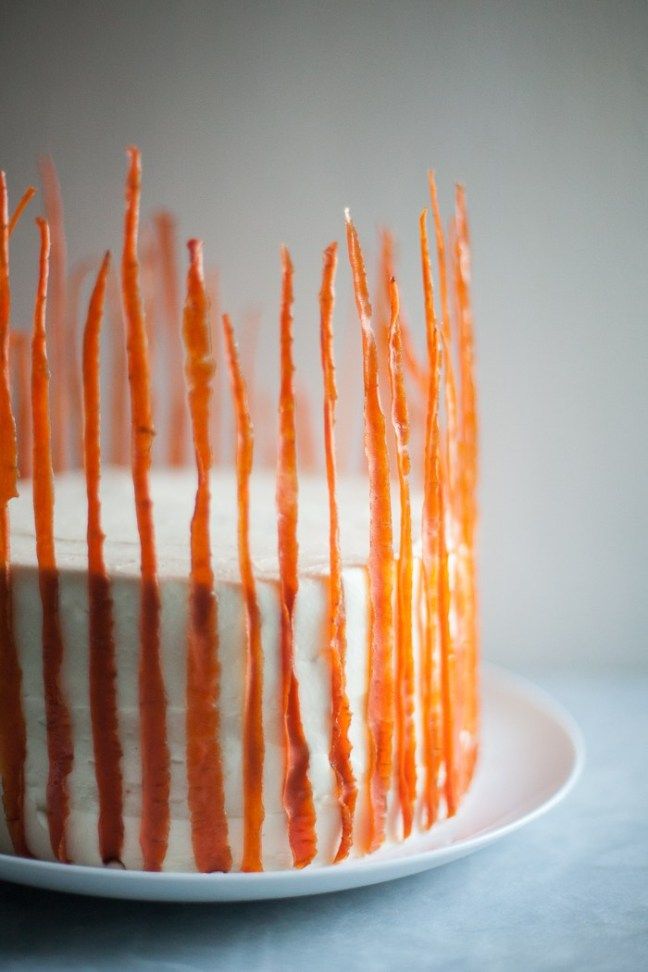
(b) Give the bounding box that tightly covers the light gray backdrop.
[1,0,646,668]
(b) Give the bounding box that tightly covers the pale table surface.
[1,669,646,971]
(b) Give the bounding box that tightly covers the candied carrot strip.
[154,211,186,467]
[10,333,31,479]
[345,213,394,853]
[39,157,68,472]
[31,217,74,861]
[121,147,170,871]
[437,451,459,816]
[182,240,231,872]
[0,171,29,857]
[222,311,265,872]
[82,251,124,865]
[205,267,222,465]
[107,265,128,466]
[276,246,317,868]
[418,209,443,826]
[8,186,37,238]
[386,274,417,838]
[453,187,479,790]
[318,242,357,862]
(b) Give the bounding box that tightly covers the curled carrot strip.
[222,312,265,872]
[345,213,394,853]
[8,186,37,238]
[82,251,124,865]
[437,453,458,816]
[276,246,317,868]
[67,260,93,467]
[121,147,170,871]
[182,240,231,873]
[0,171,29,857]
[39,157,68,473]
[386,275,417,838]
[318,242,357,862]
[419,209,442,827]
[31,217,74,861]
[154,212,186,467]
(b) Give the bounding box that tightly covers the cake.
[0,150,479,872]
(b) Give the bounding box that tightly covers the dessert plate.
[0,666,583,902]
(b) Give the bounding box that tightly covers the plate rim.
[0,665,584,900]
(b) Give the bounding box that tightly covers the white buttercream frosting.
[0,467,440,871]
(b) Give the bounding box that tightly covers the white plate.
[0,666,583,902]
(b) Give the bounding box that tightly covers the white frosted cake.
[0,150,479,873]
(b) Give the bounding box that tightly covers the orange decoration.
[107,265,129,466]
[154,212,186,467]
[386,275,417,838]
[453,186,479,790]
[82,251,124,864]
[345,213,394,853]
[276,246,317,867]
[182,239,231,873]
[318,241,357,862]
[121,147,170,871]
[9,333,31,479]
[437,455,459,815]
[8,185,37,238]
[418,209,443,826]
[0,171,29,857]
[222,311,265,872]
[31,217,74,861]
[39,157,68,472]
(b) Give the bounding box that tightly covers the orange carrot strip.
[0,171,30,857]
[8,186,37,238]
[121,147,170,871]
[453,187,479,790]
[437,452,458,816]
[9,333,31,479]
[31,217,74,861]
[276,246,317,867]
[419,209,442,827]
[345,213,394,853]
[318,242,357,862]
[82,251,124,864]
[429,172,459,506]
[206,268,223,466]
[39,157,68,472]
[154,212,186,467]
[386,275,417,838]
[182,240,231,873]
[108,265,128,466]
[222,311,265,872]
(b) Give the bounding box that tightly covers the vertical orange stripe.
[39,158,68,473]
[121,147,170,871]
[82,251,125,865]
[386,275,417,838]
[182,240,231,873]
[319,242,358,862]
[108,265,129,466]
[345,214,394,854]
[11,333,32,480]
[31,217,74,862]
[222,312,265,872]
[419,210,442,827]
[276,246,317,868]
[0,172,29,857]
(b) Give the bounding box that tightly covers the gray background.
[1,0,646,669]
